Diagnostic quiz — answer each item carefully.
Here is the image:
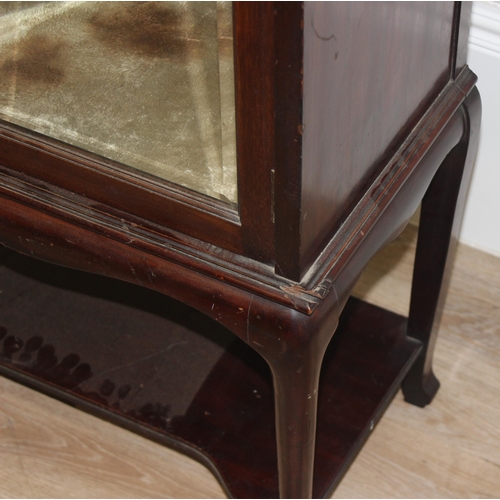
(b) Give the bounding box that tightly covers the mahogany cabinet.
[0,2,480,498]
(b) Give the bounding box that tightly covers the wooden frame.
[0,2,480,498]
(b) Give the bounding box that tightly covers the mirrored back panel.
[0,1,237,203]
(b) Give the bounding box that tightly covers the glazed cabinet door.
[0,2,277,263]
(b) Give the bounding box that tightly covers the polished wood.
[0,67,477,317]
[0,112,244,255]
[0,83,477,497]
[299,2,454,276]
[0,2,474,283]
[0,2,479,498]
[233,2,276,264]
[0,249,420,498]
[0,3,283,260]
[272,2,304,279]
[0,2,473,279]
[455,2,472,76]
[402,87,481,406]
[2,227,500,498]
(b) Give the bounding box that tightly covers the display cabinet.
[0,2,480,498]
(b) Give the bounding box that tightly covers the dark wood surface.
[402,87,481,406]
[0,67,477,317]
[0,3,281,262]
[298,2,455,276]
[0,2,473,283]
[0,66,478,500]
[0,118,245,254]
[0,2,479,498]
[0,249,421,498]
[233,2,276,264]
[272,2,304,279]
[301,69,474,294]
[455,2,472,77]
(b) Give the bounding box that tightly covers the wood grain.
[1,222,499,497]
[300,1,454,272]
[0,379,225,498]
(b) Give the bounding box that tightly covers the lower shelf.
[0,249,421,498]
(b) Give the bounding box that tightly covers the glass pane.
[0,1,237,204]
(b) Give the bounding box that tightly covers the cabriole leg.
[267,346,324,498]
[402,88,481,407]
[248,298,338,499]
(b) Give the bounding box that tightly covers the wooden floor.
[1,222,499,498]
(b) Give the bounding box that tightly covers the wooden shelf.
[0,249,421,498]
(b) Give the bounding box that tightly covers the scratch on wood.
[246,295,254,344]
[91,342,189,380]
[311,17,337,41]
[144,258,156,281]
